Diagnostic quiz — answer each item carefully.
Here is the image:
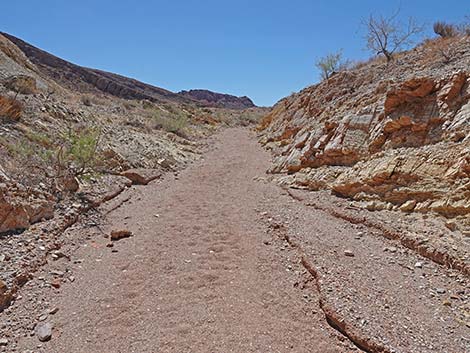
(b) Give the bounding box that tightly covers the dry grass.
[0,95,22,122]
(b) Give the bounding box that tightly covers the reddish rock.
[121,169,161,185]
[110,229,133,241]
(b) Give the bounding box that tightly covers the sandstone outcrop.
[259,37,470,230]
[0,182,54,234]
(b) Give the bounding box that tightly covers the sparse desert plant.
[152,106,189,137]
[60,127,102,177]
[315,51,345,80]
[25,131,53,148]
[462,15,470,35]
[81,95,92,106]
[80,94,106,107]
[0,95,22,122]
[5,126,103,192]
[433,21,459,38]
[363,10,423,62]
[438,46,457,64]
[154,113,188,136]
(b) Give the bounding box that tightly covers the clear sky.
[1,1,468,106]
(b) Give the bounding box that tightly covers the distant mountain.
[1,32,256,109]
[178,89,255,110]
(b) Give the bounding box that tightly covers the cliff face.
[258,37,470,230]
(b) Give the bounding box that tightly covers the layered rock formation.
[259,37,470,230]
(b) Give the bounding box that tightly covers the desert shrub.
[61,127,102,176]
[433,22,459,38]
[25,131,52,148]
[152,105,189,137]
[154,112,188,136]
[315,51,345,80]
[142,100,154,109]
[1,126,102,193]
[0,95,22,122]
[122,101,136,111]
[80,95,105,107]
[81,95,92,106]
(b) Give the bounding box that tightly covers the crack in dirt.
[268,221,392,353]
[285,188,470,277]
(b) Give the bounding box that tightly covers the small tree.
[363,10,423,62]
[315,51,344,81]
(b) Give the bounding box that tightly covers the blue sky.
[1,1,468,106]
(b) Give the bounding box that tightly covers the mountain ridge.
[1,32,256,109]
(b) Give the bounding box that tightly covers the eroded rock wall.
[259,37,470,229]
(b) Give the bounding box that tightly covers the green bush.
[61,127,101,176]
[152,107,188,136]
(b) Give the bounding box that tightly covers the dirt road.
[16,128,469,353]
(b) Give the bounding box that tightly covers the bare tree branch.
[363,10,423,62]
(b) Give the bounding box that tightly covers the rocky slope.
[258,36,470,233]
[2,32,256,109]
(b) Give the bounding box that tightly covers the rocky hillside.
[0,32,264,236]
[258,36,470,232]
[2,32,256,109]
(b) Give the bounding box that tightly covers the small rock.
[344,250,355,257]
[414,262,423,268]
[50,279,61,289]
[436,288,446,294]
[48,307,59,315]
[388,247,397,253]
[35,322,52,342]
[110,230,133,241]
[445,221,457,231]
[400,200,417,212]
[0,338,8,346]
[50,271,64,277]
